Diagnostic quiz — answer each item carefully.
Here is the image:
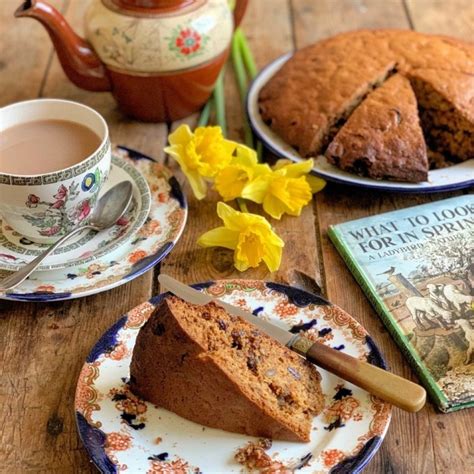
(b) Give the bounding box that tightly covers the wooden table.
[1,0,473,472]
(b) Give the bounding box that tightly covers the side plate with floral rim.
[75,280,391,473]
[0,146,187,302]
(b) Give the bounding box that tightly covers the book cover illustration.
[329,195,473,411]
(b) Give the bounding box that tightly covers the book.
[328,195,473,412]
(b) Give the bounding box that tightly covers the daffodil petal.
[235,145,258,167]
[263,243,283,272]
[263,226,285,247]
[197,227,239,249]
[168,124,193,146]
[272,159,292,171]
[253,163,272,177]
[241,175,271,203]
[222,139,238,156]
[165,146,205,199]
[216,202,245,231]
[262,193,287,220]
[186,169,208,200]
[277,159,314,178]
[307,174,326,193]
[163,145,182,159]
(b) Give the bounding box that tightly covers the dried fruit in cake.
[130,296,324,442]
[326,74,429,182]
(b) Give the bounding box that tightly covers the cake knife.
[158,274,426,412]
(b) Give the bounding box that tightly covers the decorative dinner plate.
[0,155,151,272]
[75,280,391,473]
[247,53,474,193]
[0,146,187,302]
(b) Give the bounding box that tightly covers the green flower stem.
[231,32,247,100]
[235,28,263,161]
[235,29,258,79]
[256,141,263,162]
[232,31,253,148]
[237,198,249,213]
[213,70,227,136]
[197,97,213,127]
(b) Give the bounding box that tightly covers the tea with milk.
[0,119,101,175]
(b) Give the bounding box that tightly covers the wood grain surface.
[1,0,473,472]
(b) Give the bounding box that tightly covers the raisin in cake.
[326,74,428,182]
[258,29,474,181]
[130,296,324,442]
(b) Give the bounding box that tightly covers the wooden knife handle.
[305,341,426,412]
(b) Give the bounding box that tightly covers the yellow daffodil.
[241,159,325,219]
[164,125,236,199]
[214,145,271,201]
[197,202,284,272]
[273,159,326,193]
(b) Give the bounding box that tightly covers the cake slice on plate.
[130,296,324,442]
[325,74,429,182]
[407,68,474,162]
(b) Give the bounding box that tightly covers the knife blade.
[158,274,426,412]
[158,274,297,347]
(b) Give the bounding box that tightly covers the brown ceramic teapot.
[15,0,248,122]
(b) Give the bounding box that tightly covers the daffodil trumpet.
[214,144,271,201]
[240,159,326,220]
[164,125,236,200]
[198,202,284,272]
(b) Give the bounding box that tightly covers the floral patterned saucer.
[75,280,391,473]
[0,155,151,272]
[0,146,187,302]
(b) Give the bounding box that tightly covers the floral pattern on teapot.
[85,0,233,74]
[167,25,210,59]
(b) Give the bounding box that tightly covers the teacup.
[0,99,111,244]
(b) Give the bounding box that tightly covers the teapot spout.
[15,0,111,92]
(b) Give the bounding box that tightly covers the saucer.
[0,155,151,272]
[0,146,187,302]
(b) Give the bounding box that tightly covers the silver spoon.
[0,181,133,292]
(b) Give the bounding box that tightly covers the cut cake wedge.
[326,74,429,182]
[130,296,324,442]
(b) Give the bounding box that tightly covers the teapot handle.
[233,0,248,28]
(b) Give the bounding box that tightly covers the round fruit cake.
[258,29,474,183]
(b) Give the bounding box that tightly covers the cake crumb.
[235,439,272,468]
[154,437,162,444]
[235,439,290,472]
